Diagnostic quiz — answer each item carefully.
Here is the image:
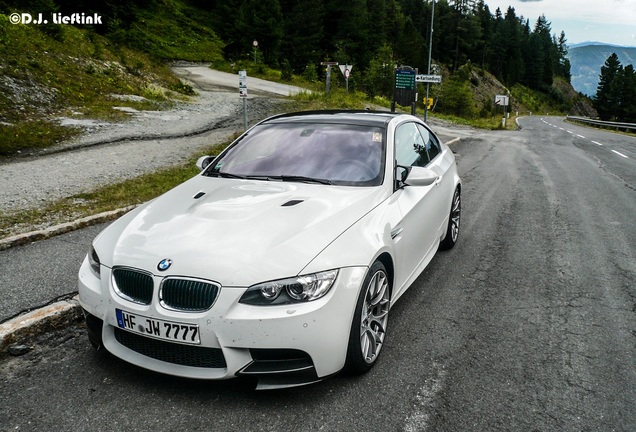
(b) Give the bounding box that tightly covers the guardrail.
[566,116,636,133]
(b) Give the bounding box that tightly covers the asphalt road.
[1,117,635,431]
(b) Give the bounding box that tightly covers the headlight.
[88,245,101,276]
[239,270,339,305]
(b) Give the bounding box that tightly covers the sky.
[483,0,636,47]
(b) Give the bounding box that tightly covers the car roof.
[262,110,406,128]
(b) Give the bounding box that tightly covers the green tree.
[235,0,284,65]
[556,31,571,82]
[474,0,493,69]
[280,0,324,72]
[524,31,544,89]
[594,53,622,120]
[322,0,370,68]
[500,7,525,86]
[614,64,636,122]
[438,65,477,117]
[363,44,395,98]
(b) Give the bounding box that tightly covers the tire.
[344,261,391,374]
[440,187,461,250]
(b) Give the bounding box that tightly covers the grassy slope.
[0,1,225,155]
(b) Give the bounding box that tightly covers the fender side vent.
[193,191,206,199]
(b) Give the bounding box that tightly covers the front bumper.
[78,257,367,387]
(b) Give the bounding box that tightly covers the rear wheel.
[440,187,461,250]
[344,261,390,374]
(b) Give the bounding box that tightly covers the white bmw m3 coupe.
[78,110,461,389]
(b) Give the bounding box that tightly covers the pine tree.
[594,53,622,120]
[280,0,324,72]
[235,0,284,66]
[556,31,571,82]
[614,64,636,122]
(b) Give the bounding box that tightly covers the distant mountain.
[567,44,636,96]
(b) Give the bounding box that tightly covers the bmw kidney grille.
[160,277,220,311]
[112,268,154,305]
[112,268,219,311]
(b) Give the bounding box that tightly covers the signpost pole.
[425,0,435,122]
[321,62,339,94]
[243,98,247,130]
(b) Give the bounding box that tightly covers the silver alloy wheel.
[360,269,390,364]
[450,190,461,243]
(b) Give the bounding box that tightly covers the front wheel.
[344,261,391,374]
[440,187,461,250]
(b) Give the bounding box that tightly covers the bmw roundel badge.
[157,258,172,271]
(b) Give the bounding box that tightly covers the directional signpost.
[393,66,417,115]
[416,74,442,83]
[321,61,338,94]
[495,94,510,127]
[494,95,509,106]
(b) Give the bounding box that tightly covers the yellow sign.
[425,98,434,109]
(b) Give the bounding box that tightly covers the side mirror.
[403,166,439,187]
[196,155,216,171]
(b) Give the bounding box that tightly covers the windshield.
[205,122,386,186]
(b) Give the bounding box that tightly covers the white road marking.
[567,130,573,134]
[577,134,585,138]
[611,150,629,159]
[592,141,604,146]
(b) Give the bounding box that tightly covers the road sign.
[416,74,442,83]
[339,64,353,79]
[395,69,416,90]
[394,67,417,110]
[495,95,509,106]
[239,70,248,130]
[239,70,247,98]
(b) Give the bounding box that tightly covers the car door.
[416,124,456,235]
[391,121,448,298]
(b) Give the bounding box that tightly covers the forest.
[211,0,572,94]
[1,0,573,96]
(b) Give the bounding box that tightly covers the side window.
[417,124,441,162]
[395,122,429,167]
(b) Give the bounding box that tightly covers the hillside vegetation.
[1,0,594,156]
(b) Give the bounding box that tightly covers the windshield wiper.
[212,172,246,179]
[275,175,332,185]
[210,172,275,181]
[210,172,331,184]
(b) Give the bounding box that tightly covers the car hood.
[96,176,387,286]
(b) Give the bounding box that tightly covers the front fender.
[301,193,400,275]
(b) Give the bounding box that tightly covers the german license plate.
[115,309,200,345]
